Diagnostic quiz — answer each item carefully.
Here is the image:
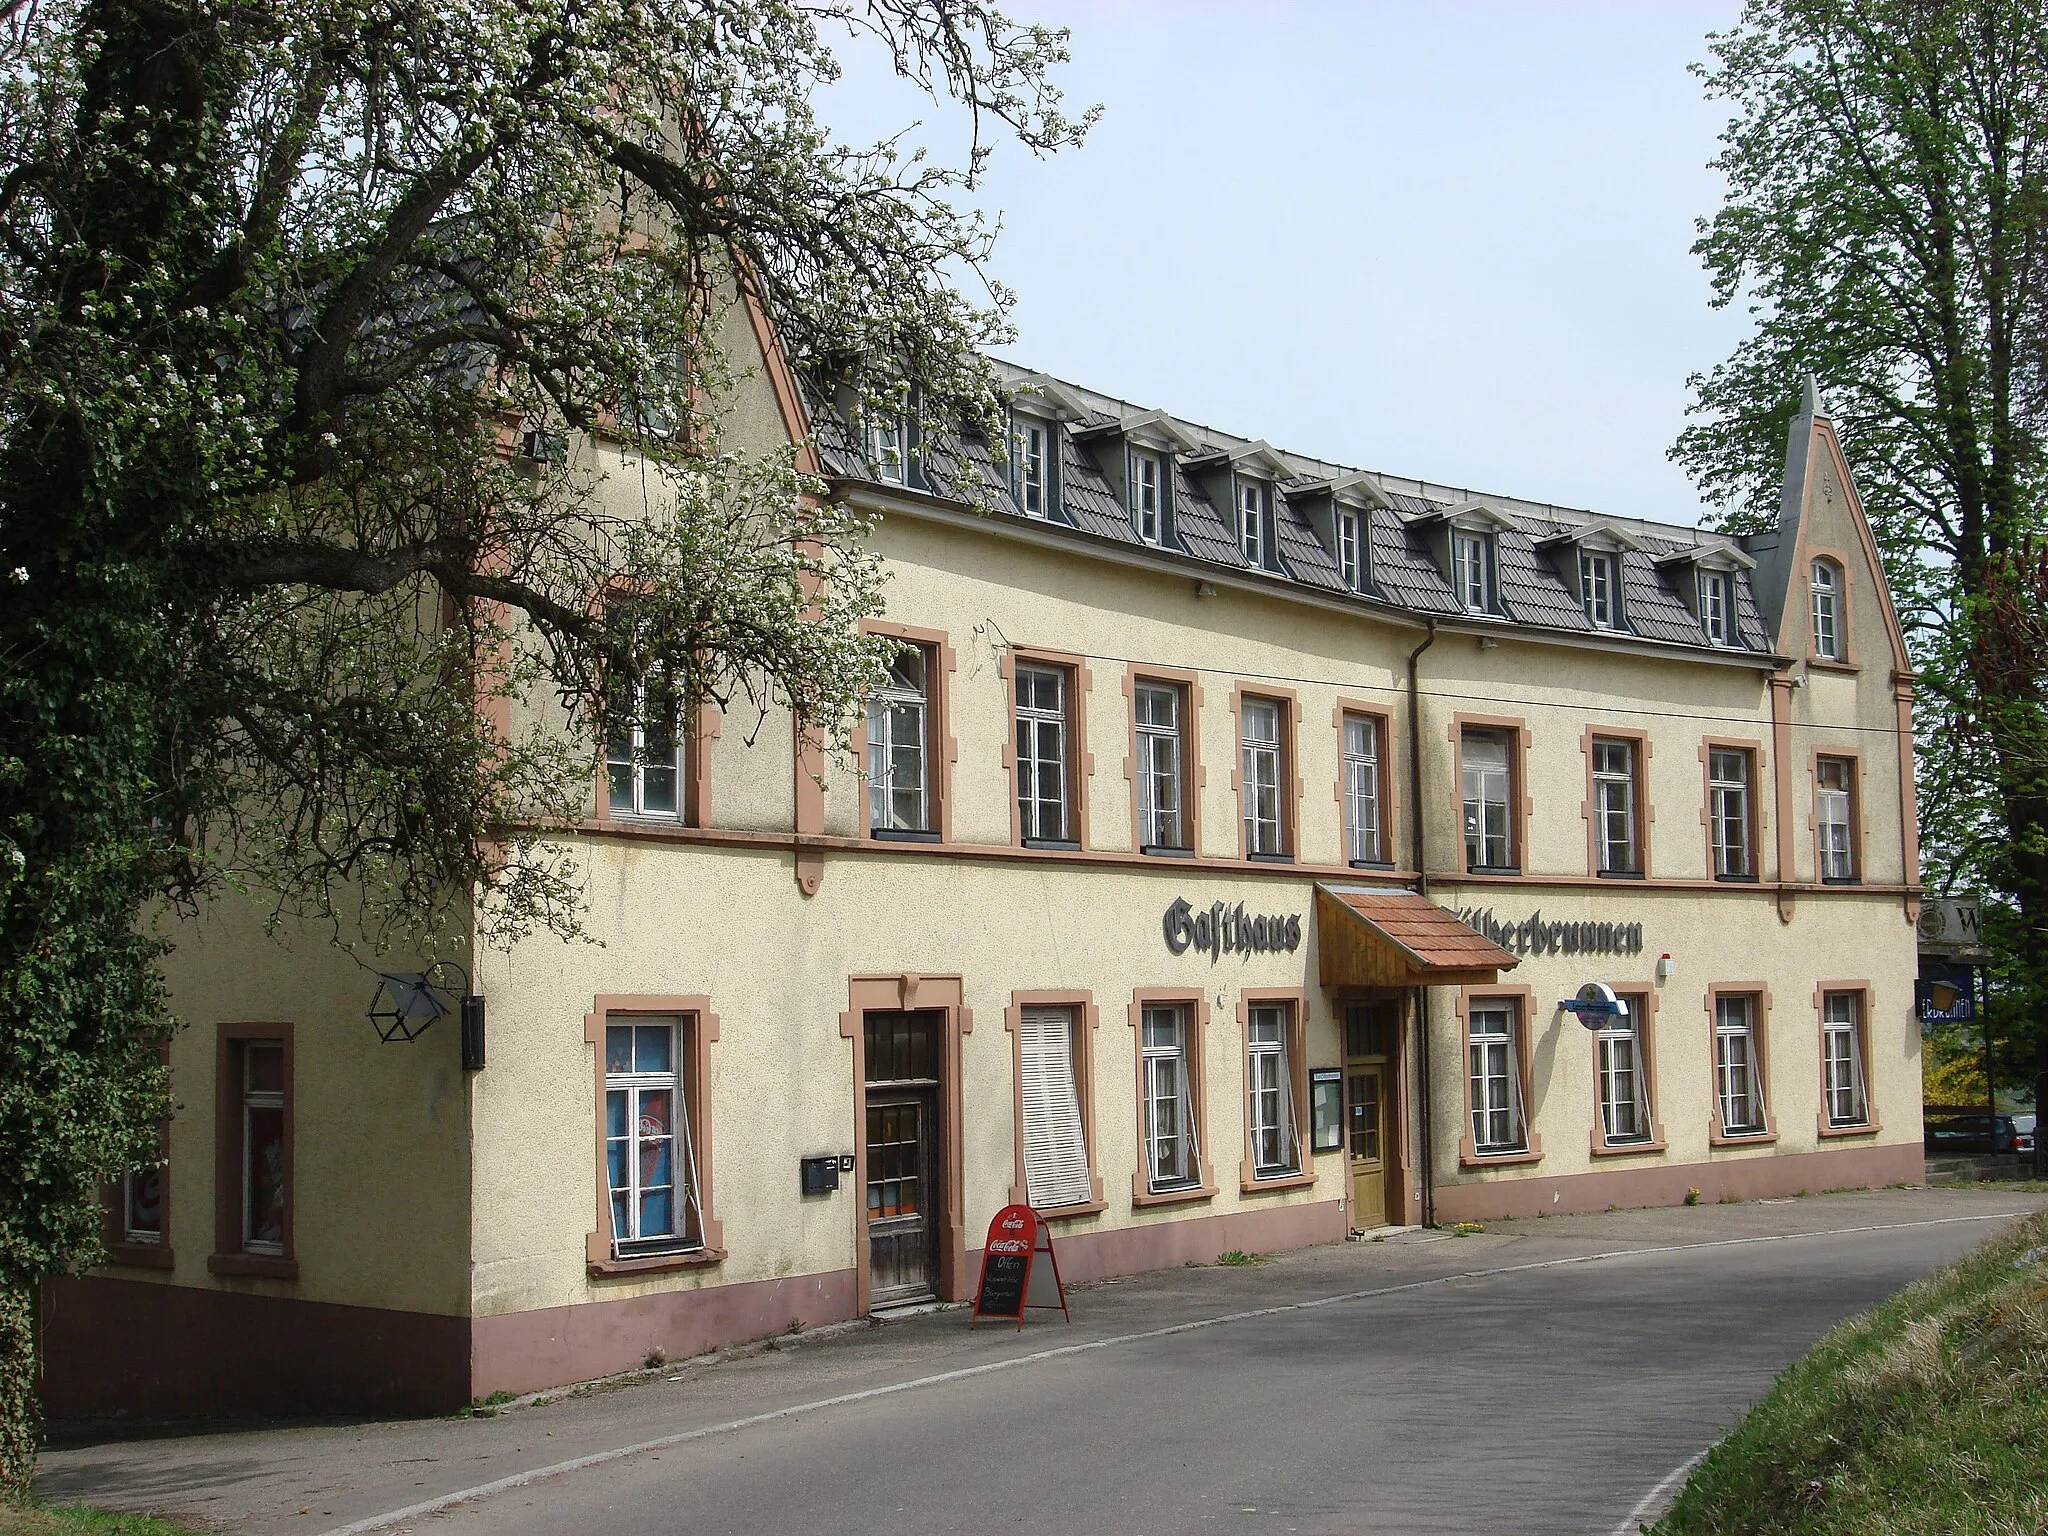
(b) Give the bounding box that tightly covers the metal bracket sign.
[970,1204,1070,1330]
[1559,982,1630,1032]
[1915,965,1976,1024]
[1917,897,1989,961]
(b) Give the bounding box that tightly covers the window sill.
[589,1246,727,1277]
[1460,1147,1541,1170]
[1595,869,1645,880]
[1140,844,1195,859]
[870,828,940,844]
[1348,858,1395,872]
[1820,876,1862,887]
[1590,1135,1666,1159]
[207,1251,298,1280]
[1817,1118,1882,1140]
[605,810,697,828]
[1708,1127,1778,1148]
[1239,1167,1316,1195]
[1131,1181,1217,1210]
[1032,1198,1109,1220]
[1022,838,1081,852]
[103,1241,174,1270]
[1246,850,1295,864]
[1464,866,1523,878]
[1806,657,1860,675]
[1713,874,1761,885]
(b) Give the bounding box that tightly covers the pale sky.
[823,1,1753,527]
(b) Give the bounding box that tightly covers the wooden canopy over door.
[1314,885,1519,989]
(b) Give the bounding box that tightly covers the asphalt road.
[43,1188,2047,1536]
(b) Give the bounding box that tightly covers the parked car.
[1923,1111,2020,1154]
[2015,1114,2036,1158]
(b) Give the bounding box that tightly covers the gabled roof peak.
[1535,517,1645,554]
[1652,536,1757,572]
[1184,438,1295,480]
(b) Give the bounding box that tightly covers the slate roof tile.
[1274,496,1347,591]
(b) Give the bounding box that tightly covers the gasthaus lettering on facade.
[44,332,1924,1418]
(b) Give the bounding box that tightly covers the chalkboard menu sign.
[970,1204,1070,1330]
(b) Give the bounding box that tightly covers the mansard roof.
[815,362,1780,660]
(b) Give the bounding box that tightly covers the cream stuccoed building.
[45,315,1925,1419]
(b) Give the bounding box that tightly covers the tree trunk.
[0,1272,37,1506]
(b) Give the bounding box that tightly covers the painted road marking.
[316,1211,2033,1536]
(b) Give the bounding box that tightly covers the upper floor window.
[1135,681,1188,852]
[1811,559,1842,659]
[1580,549,1618,629]
[1129,449,1163,545]
[1342,713,1383,865]
[1462,728,1515,872]
[1013,417,1049,516]
[1708,747,1754,879]
[1240,481,1268,567]
[1592,737,1638,875]
[1454,531,1494,614]
[1817,756,1856,881]
[1015,663,1070,844]
[868,645,932,835]
[1240,696,1286,857]
[607,665,686,820]
[866,415,906,485]
[1338,508,1365,593]
[1697,570,1732,646]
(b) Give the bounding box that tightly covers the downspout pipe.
[1406,619,1438,1228]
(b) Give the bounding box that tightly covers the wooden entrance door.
[1346,1002,1396,1230]
[864,1010,942,1306]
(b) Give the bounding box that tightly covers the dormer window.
[866,416,905,485]
[1338,508,1365,593]
[1811,558,1842,659]
[1454,531,1494,614]
[1240,481,1269,566]
[1012,415,1049,516]
[1698,570,1732,646]
[1129,449,1163,544]
[1580,549,1618,629]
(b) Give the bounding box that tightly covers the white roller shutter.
[1019,1007,1092,1210]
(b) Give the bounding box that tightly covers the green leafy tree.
[0,0,1090,1498]
[1675,0,2048,1127]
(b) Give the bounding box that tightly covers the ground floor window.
[1822,991,1869,1128]
[1141,1004,1201,1192]
[605,1016,705,1256]
[1468,1001,1526,1154]
[1018,1005,1092,1209]
[1246,1003,1300,1177]
[121,1131,167,1246]
[1714,994,1767,1136]
[212,1025,294,1274]
[1596,1007,1653,1145]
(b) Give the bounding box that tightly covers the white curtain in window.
[1019,1008,1091,1209]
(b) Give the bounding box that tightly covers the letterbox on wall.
[800,1155,841,1196]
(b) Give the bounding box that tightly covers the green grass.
[1649,1207,2048,1536]
[0,1508,200,1536]
[1214,1249,1268,1266]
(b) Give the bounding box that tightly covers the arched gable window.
[1810,559,1844,660]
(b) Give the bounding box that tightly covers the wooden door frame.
[1335,990,1411,1228]
[841,975,972,1315]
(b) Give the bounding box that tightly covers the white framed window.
[1129,450,1163,544]
[1135,681,1185,850]
[241,1042,286,1255]
[1714,994,1765,1135]
[1013,417,1048,516]
[1462,729,1514,870]
[1817,757,1854,881]
[1468,1002,1526,1153]
[605,1017,704,1256]
[1822,992,1868,1128]
[1697,570,1731,646]
[1240,481,1267,566]
[1240,696,1285,855]
[1141,1004,1200,1191]
[1247,1004,1299,1177]
[1343,713,1383,864]
[1454,531,1493,613]
[1709,747,1753,878]
[1596,1003,1652,1143]
[866,415,905,485]
[1592,737,1637,875]
[1019,1006,1091,1210]
[1338,508,1365,592]
[1580,549,1617,628]
[1015,663,1069,842]
[867,645,931,833]
[1811,560,1841,659]
[606,666,685,819]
